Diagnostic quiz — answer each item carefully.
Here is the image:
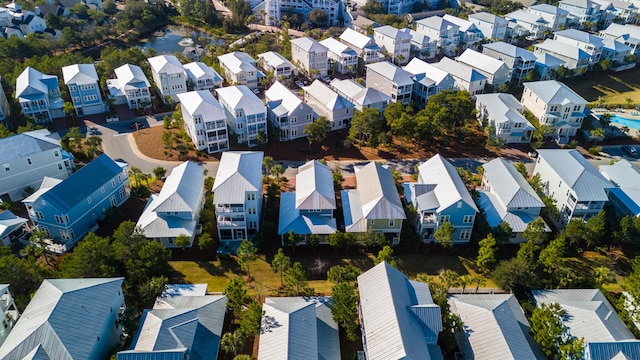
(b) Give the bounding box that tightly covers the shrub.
[588,147,602,155]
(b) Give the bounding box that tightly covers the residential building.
[136,161,205,248]
[401,28,438,59]
[534,53,567,80]
[148,55,187,103]
[599,159,640,217]
[118,284,227,360]
[601,38,635,68]
[183,61,223,92]
[483,41,537,80]
[218,51,261,89]
[443,14,484,50]
[351,15,379,34]
[534,39,591,72]
[357,261,443,360]
[278,160,336,243]
[469,12,508,40]
[457,48,512,85]
[528,4,569,31]
[182,44,205,61]
[212,151,263,249]
[215,85,267,147]
[558,0,602,27]
[0,278,126,360]
[373,25,411,64]
[62,64,106,116]
[342,162,406,244]
[339,28,384,64]
[477,158,548,243]
[106,64,151,110]
[15,66,64,123]
[365,61,414,104]
[415,16,460,57]
[403,58,455,105]
[0,284,19,346]
[351,0,422,16]
[521,80,587,141]
[258,51,295,78]
[504,9,550,40]
[533,149,613,224]
[178,90,228,154]
[303,80,354,130]
[258,297,340,360]
[259,0,346,27]
[475,93,535,144]
[0,77,9,125]
[433,57,487,95]
[0,211,27,247]
[329,78,391,111]
[403,154,478,243]
[554,29,604,63]
[265,81,314,141]
[0,130,73,202]
[449,294,545,360]
[595,0,638,24]
[600,23,640,58]
[22,154,130,251]
[291,37,328,78]
[320,37,359,74]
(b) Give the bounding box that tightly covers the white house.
[218,51,261,89]
[415,16,460,57]
[265,81,315,141]
[594,0,638,24]
[558,0,602,27]
[601,38,635,68]
[329,78,391,111]
[528,4,569,31]
[148,55,187,103]
[554,29,604,63]
[401,28,438,59]
[339,28,384,64]
[373,25,412,64]
[216,85,267,147]
[291,37,328,78]
[15,67,64,123]
[365,61,414,104]
[0,210,27,247]
[483,41,538,80]
[106,64,151,110]
[177,90,228,154]
[457,49,512,85]
[258,51,295,78]
[403,58,456,105]
[443,14,484,50]
[303,80,354,130]
[0,284,19,345]
[599,159,640,217]
[534,53,567,80]
[475,93,535,144]
[183,61,223,92]
[534,39,591,72]
[599,23,640,58]
[433,57,487,95]
[504,9,550,40]
[469,12,508,40]
[320,37,359,74]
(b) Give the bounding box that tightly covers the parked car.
[252,88,260,95]
[295,80,305,88]
[320,75,332,83]
[622,145,638,157]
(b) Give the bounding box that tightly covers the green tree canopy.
[476,233,497,274]
[434,222,455,249]
[330,282,359,341]
[270,248,291,287]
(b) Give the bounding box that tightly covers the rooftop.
[212,151,263,204]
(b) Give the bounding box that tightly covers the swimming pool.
[597,113,640,130]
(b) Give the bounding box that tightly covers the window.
[460,229,471,240]
[119,188,126,199]
[247,193,256,201]
[389,219,395,227]
[58,163,63,170]
[439,215,450,223]
[111,179,116,188]
[370,219,375,225]
[69,85,77,92]
[3,164,9,172]
[463,215,474,223]
[248,208,256,215]
[55,215,63,223]
[237,123,244,129]
[291,117,297,123]
[64,215,69,223]
[110,196,117,207]
[36,211,44,220]
[87,197,92,204]
[101,187,105,193]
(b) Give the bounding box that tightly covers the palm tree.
[472,275,486,293]
[438,269,459,290]
[220,331,245,357]
[129,167,142,186]
[458,274,471,294]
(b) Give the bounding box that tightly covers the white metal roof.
[257,51,293,69]
[303,80,354,111]
[418,154,478,213]
[523,80,587,105]
[291,37,327,53]
[599,159,640,215]
[476,93,534,128]
[483,42,538,62]
[534,39,591,61]
[355,161,405,220]
[177,90,226,121]
[366,61,414,86]
[278,192,337,235]
[443,14,479,33]
[183,62,222,83]
[555,29,605,48]
[339,28,376,50]
[295,160,336,210]
[113,64,150,90]
[457,49,508,75]
[403,58,451,86]
[265,81,305,115]
[329,79,391,107]
[62,64,98,85]
[215,85,265,115]
[482,158,545,209]
[15,67,58,99]
[434,57,487,83]
[319,37,358,57]
[218,51,258,74]
[0,210,27,239]
[416,16,459,32]
[148,55,185,75]
[374,25,412,40]
[212,151,263,204]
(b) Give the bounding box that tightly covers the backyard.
[565,67,640,103]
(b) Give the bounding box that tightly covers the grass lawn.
[564,68,640,103]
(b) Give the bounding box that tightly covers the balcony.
[217,216,246,227]
[421,213,437,225]
[216,204,244,213]
[208,134,228,142]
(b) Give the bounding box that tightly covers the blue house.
[62,64,106,116]
[22,154,130,252]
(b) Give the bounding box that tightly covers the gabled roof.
[265,81,308,117]
[403,58,452,87]
[303,80,354,111]
[16,66,59,100]
[339,28,377,50]
[602,38,633,52]
[535,39,592,61]
[600,23,640,45]
[483,158,544,209]
[183,62,223,83]
[295,160,335,210]
[417,154,478,213]
[374,25,412,40]
[443,14,480,33]
[530,3,569,15]
[113,64,150,90]
[534,52,566,67]
[433,57,487,83]
[291,37,328,53]
[587,341,640,360]
[475,93,534,127]
[523,80,587,105]
[469,11,508,24]
[0,129,60,164]
[257,51,293,69]
[258,297,340,360]
[352,15,379,29]
[329,79,391,107]
[505,9,549,25]
[0,278,124,360]
[278,191,337,235]
[148,55,184,75]
[215,85,265,115]
[0,210,27,239]
[357,262,442,360]
[212,151,263,204]
[416,16,459,32]
[177,90,226,121]
[483,41,538,62]
[599,159,640,215]
[555,29,605,47]
[457,48,509,75]
[62,64,99,85]
[559,0,600,9]
[366,61,414,86]
[218,51,258,74]
[357,162,405,219]
[319,37,358,57]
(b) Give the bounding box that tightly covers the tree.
[198,233,215,253]
[129,167,143,187]
[361,0,384,15]
[153,166,167,179]
[327,264,361,284]
[422,90,474,134]
[220,331,245,357]
[20,229,55,267]
[162,131,173,148]
[592,266,615,286]
[284,262,314,296]
[590,128,605,146]
[238,299,263,338]
[270,248,291,287]
[538,234,566,272]
[626,256,640,323]
[308,8,328,25]
[492,258,537,297]
[331,282,359,341]
[530,302,584,359]
[59,233,117,278]
[138,275,168,305]
[476,233,497,274]
[61,127,84,152]
[434,222,455,249]
[374,245,397,267]
[438,269,459,290]
[303,116,331,150]
[513,162,529,178]
[584,211,606,247]
[224,277,250,317]
[565,218,585,246]
[175,234,191,250]
[307,233,321,253]
[599,112,612,128]
[349,108,382,147]
[237,239,257,279]
[0,253,49,310]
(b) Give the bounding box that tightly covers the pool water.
[608,114,640,130]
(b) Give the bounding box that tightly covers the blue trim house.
[62,64,106,116]
[22,154,130,252]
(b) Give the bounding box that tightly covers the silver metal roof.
[355,161,405,221]
[148,55,185,75]
[295,160,336,210]
[215,85,265,115]
[418,154,478,213]
[483,158,544,209]
[212,151,263,204]
[366,61,414,86]
[291,37,328,53]
[177,90,226,121]
[0,129,60,164]
[62,64,98,85]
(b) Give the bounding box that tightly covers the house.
[475,93,535,144]
[534,53,567,80]
[106,64,151,110]
[0,284,19,346]
[0,76,9,125]
[365,61,414,104]
[554,29,604,63]
[403,58,455,105]
[218,51,261,89]
[148,55,187,103]
[341,162,406,244]
[329,78,391,111]
[320,37,359,74]
[558,0,602,27]
[62,64,106,116]
[215,85,267,147]
[483,41,537,80]
[599,159,640,217]
[258,51,295,78]
[504,9,550,40]
[449,294,545,360]
[303,80,354,130]
[278,160,337,243]
[16,11,46,35]
[265,81,315,142]
[373,25,412,64]
[457,49,512,85]
[0,211,27,247]
[339,28,384,64]
[182,44,205,61]
[117,284,227,360]
[595,0,638,24]
[0,278,126,360]
[259,0,346,26]
[469,12,508,40]
[534,39,591,72]
[443,14,484,50]
[477,158,548,242]
[532,149,613,224]
[212,151,263,250]
[433,57,487,95]
[15,67,64,123]
[401,28,438,59]
[415,16,460,57]
[600,23,640,58]
[22,154,130,251]
[177,90,228,154]
[358,261,443,360]
[136,162,205,248]
[528,4,569,31]
[291,37,328,78]
[601,38,635,69]
[351,15,379,34]
[183,61,223,92]
[521,80,587,141]
[403,154,478,243]
[0,130,73,202]
[258,297,340,360]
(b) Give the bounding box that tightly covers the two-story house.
[0,130,73,202]
[599,159,640,217]
[558,0,602,27]
[291,37,328,78]
[329,79,391,112]
[504,9,550,40]
[533,149,613,224]
[433,57,487,95]
[469,12,508,40]
[475,93,535,144]
[365,61,414,104]
[457,49,512,85]
[212,151,263,251]
[148,55,187,103]
[177,90,228,154]
[483,41,537,81]
[403,58,455,106]
[265,81,315,142]
[106,64,151,110]
[278,160,337,244]
[260,0,346,26]
[218,51,261,89]
[400,28,438,60]
[62,64,106,116]
[216,85,267,147]
[443,14,484,50]
[528,4,569,31]
[339,28,385,64]
[403,154,478,244]
[320,37,359,74]
[342,161,406,245]
[534,39,591,72]
[0,284,19,345]
[22,154,130,251]
[15,67,64,123]
[554,29,604,63]
[373,25,411,64]
[258,51,295,79]
[303,80,354,130]
[183,61,223,92]
[137,161,205,248]
[415,16,460,57]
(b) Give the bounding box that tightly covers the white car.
[295,80,305,88]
